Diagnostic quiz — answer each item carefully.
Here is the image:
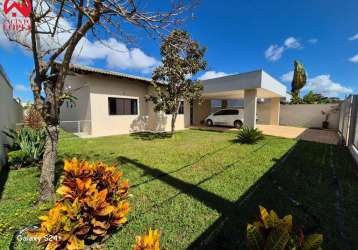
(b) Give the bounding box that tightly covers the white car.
[204,109,244,128]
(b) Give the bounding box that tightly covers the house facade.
[60,64,290,137]
[60,64,190,137]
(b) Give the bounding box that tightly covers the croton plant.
[29,159,130,249]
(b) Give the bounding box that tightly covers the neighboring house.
[0,65,24,168]
[60,64,190,137]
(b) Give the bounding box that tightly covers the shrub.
[134,229,162,250]
[246,206,323,250]
[7,150,30,169]
[3,127,46,162]
[236,128,264,144]
[2,128,20,151]
[28,159,130,249]
[17,127,46,161]
[24,105,44,129]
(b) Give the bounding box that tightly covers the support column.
[244,89,257,128]
[269,97,280,125]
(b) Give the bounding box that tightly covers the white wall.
[60,74,188,137]
[0,68,23,168]
[258,103,340,129]
[60,75,91,133]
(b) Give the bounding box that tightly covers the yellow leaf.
[259,205,271,229]
[56,185,72,196]
[66,235,84,250]
[45,241,61,250]
[97,189,108,203]
[97,205,114,216]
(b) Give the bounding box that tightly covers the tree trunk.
[171,112,177,135]
[38,125,59,202]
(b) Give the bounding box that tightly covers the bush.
[24,105,44,129]
[17,127,46,161]
[236,128,264,144]
[7,150,30,169]
[247,206,323,250]
[28,159,130,249]
[2,128,20,151]
[134,229,162,250]
[3,127,46,162]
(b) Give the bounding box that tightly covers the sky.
[0,0,357,103]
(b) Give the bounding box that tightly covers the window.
[108,97,138,115]
[165,101,184,115]
[214,109,238,116]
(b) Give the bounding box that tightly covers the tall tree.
[291,60,307,104]
[4,0,194,202]
[146,29,207,135]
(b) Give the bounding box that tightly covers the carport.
[191,70,288,128]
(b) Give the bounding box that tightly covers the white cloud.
[265,45,285,61]
[303,75,353,97]
[265,37,302,61]
[349,54,358,63]
[73,38,160,72]
[0,3,159,73]
[349,33,358,41]
[307,38,318,44]
[198,71,229,80]
[14,84,30,92]
[284,37,302,49]
[280,71,294,82]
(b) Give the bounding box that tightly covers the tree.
[4,0,194,202]
[291,60,307,104]
[303,91,341,104]
[146,29,207,135]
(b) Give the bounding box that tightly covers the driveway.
[191,125,339,145]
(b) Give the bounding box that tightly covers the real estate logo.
[1,0,31,32]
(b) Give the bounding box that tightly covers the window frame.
[108,96,140,116]
[165,101,185,115]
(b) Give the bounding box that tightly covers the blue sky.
[0,0,357,102]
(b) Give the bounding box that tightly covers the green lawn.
[0,129,357,249]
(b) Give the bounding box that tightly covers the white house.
[60,64,288,137]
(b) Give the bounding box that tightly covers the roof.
[66,63,152,83]
[0,64,13,89]
[201,69,287,99]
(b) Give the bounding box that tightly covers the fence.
[338,95,358,164]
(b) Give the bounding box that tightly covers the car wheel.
[206,119,213,127]
[234,120,243,129]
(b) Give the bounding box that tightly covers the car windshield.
[214,109,238,115]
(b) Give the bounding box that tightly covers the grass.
[0,129,357,249]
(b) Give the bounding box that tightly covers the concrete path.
[190,125,339,145]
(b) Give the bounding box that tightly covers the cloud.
[303,75,353,97]
[14,84,30,92]
[198,71,229,80]
[72,38,160,72]
[280,71,294,82]
[0,3,159,73]
[349,33,358,41]
[284,37,302,49]
[307,38,318,44]
[265,45,285,61]
[265,37,302,61]
[349,54,358,63]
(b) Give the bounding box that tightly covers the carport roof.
[201,69,287,99]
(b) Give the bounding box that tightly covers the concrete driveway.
[257,125,339,145]
[190,125,339,145]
